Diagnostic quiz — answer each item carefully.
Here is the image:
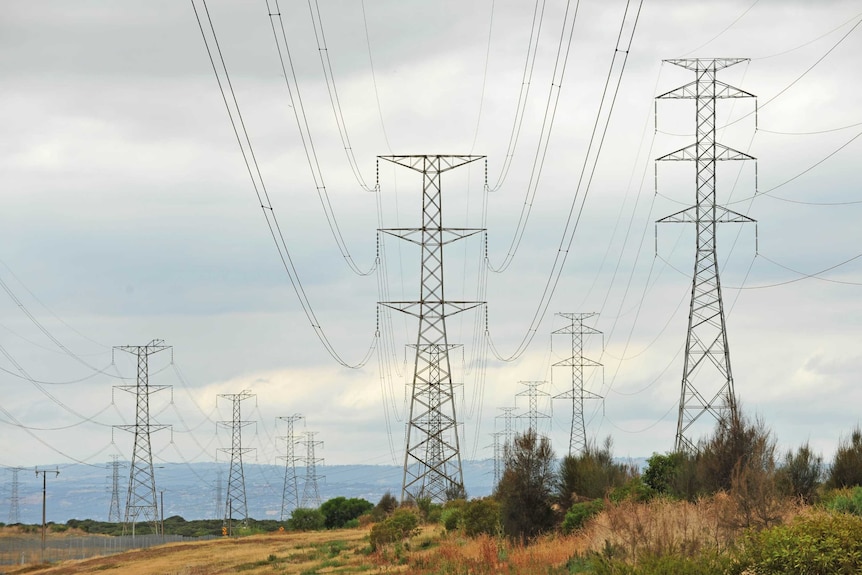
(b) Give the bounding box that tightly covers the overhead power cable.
[265,0,376,277]
[191,0,375,369]
[304,0,375,192]
[488,0,644,361]
[487,0,579,273]
[360,0,393,154]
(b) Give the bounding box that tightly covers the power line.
[190,0,376,369]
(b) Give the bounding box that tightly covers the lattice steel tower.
[516,381,550,435]
[379,155,485,503]
[114,339,171,535]
[655,58,756,452]
[107,456,124,523]
[218,390,255,525]
[552,313,603,456]
[7,467,21,524]
[277,414,303,519]
[299,431,324,509]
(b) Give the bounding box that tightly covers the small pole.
[35,467,59,563]
[160,490,165,543]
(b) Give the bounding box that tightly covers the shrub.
[288,507,325,531]
[827,426,862,489]
[824,486,862,516]
[495,429,557,543]
[561,499,603,534]
[739,511,862,574]
[642,452,684,496]
[369,508,420,550]
[462,498,500,537]
[440,500,465,532]
[320,497,373,529]
[558,437,636,505]
[776,442,822,503]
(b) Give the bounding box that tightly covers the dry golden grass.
[4,527,378,575]
[577,493,805,563]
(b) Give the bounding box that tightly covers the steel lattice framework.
[278,414,303,519]
[7,468,21,525]
[379,154,485,503]
[114,340,171,536]
[218,390,255,525]
[552,313,603,456]
[107,456,124,523]
[516,381,550,435]
[299,431,324,509]
[656,58,756,452]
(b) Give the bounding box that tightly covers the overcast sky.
[1,0,861,494]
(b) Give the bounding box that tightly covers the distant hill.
[4,460,496,524]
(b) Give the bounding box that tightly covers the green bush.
[823,486,862,516]
[440,504,464,532]
[496,430,557,543]
[288,508,326,531]
[320,497,373,529]
[827,426,862,489]
[558,437,636,505]
[739,511,862,574]
[561,500,604,534]
[369,508,420,550]
[642,452,684,496]
[462,498,500,537]
[776,442,822,503]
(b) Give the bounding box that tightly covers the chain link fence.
[0,533,218,566]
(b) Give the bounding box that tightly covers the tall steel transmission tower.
[516,381,550,435]
[552,313,603,456]
[7,467,21,524]
[656,58,756,452]
[299,431,324,509]
[107,456,124,523]
[379,155,485,503]
[277,414,303,519]
[218,390,255,525]
[114,339,171,535]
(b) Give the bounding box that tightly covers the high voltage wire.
[191,0,375,369]
[486,0,580,273]
[266,0,378,275]
[489,0,548,192]
[488,0,644,362]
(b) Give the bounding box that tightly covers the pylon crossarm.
[664,58,748,71]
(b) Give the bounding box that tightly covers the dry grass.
[4,527,377,575]
[577,493,805,564]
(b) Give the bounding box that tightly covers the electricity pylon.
[379,155,485,503]
[299,431,324,509]
[655,58,756,452]
[107,456,124,523]
[277,414,303,519]
[552,313,603,456]
[114,339,171,536]
[489,431,505,486]
[218,390,255,525]
[7,467,21,524]
[516,381,550,435]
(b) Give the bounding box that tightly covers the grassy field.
[1,523,591,575]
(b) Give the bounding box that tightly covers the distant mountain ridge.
[4,461,496,524]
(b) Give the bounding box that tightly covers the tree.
[558,436,635,505]
[320,497,373,529]
[777,442,822,503]
[827,426,862,489]
[462,498,500,537]
[288,507,325,531]
[495,429,556,543]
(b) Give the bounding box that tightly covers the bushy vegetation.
[827,425,862,489]
[288,507,325,531]
[558,436,637,505]
[495,429,557,542]
[776,441,823,503]
[369,508,420,550]
[319,496,373,529]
